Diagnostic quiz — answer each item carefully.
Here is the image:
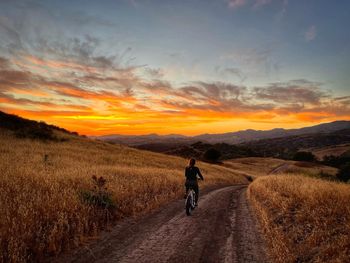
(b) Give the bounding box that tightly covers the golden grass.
[281,162,338,178]
[224,157,337,178]
[0,129,246,262]
[224,157,287,176]
[248,175,350,263]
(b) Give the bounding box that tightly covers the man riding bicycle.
[184,158,204,205]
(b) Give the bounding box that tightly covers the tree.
[337,162,350,182]
[203,148,221,162]
[293,151,316,162]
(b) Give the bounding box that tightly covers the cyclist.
[184,158,204,205]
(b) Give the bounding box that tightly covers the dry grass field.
[224,157,338,178]
[306,143,350,160]
[224,157,287,176]
[0,128,246,263]
[248,175,350,263]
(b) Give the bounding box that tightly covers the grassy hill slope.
[0,115,246,262]
[248,175,350,262]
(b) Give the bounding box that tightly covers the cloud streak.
[253,80,328,105]
[227,0,285,11]
[305,25,317,42]
[215,66,247,82]
[253,0,272,9]
[227,0,246,9]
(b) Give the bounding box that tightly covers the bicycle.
[185,186,197,216]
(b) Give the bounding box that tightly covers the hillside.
[241,128,350,159]
[304,143,350,160]
[0,112,246,262]
[163,141,257,160]
[0,110,79,140]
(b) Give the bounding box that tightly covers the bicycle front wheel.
[185,194,192,216]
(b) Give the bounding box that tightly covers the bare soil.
[56,185,269,263]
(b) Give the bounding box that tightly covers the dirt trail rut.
[58,185,269,263]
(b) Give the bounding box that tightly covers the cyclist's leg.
[184,182,190,199]
[193,184,199,203]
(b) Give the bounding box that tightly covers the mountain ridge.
[96,120,350,145]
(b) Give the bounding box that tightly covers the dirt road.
[268,163,290,174]
[58,185,269,263]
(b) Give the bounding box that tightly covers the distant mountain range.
[144,128,350,161]
[1,110,349,163]
[95,121,350,146]
[95,133,194,146]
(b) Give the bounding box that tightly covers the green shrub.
[81,176,115,209]
[81,190,115,209]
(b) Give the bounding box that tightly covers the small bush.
[203,148,221,162]
[337,163,350,182]
[293,151,316,162]
[317,171,338,182]
[81,190,115,209]
[246,175,253,182]
[322,154,350,168]
[81,176,116,210]
[15,124,55,141]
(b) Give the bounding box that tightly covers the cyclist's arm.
[197,167,204,180]
[185,167,189,180]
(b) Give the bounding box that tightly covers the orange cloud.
[24,55,99,73]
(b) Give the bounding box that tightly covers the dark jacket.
[185,166,203,182]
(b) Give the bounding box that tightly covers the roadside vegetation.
[248,175,350,263]
[0,127,246,262]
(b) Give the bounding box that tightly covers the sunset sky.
[0,0,349,135]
